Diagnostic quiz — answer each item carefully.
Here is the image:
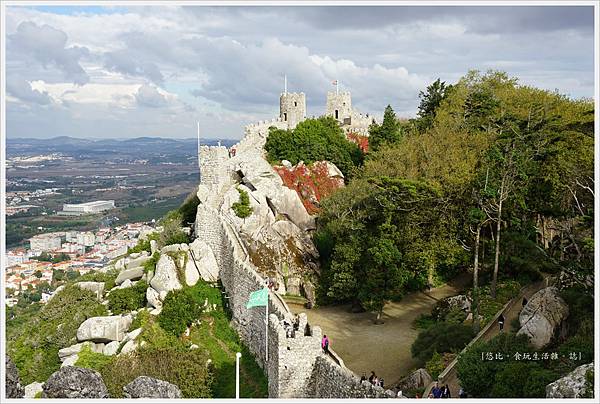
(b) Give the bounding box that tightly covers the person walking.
[498,313,505,332]
[321,334,330,354]
[458,387,467,398]
[522,297,528,308]
[442,384,451,398]
[368,371,376,384]
[432,382,443,398]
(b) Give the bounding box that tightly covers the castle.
[279,87,375,136]
[194,87,395,398]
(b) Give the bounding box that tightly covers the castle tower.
[279,92,306,129]
[326,91,353,124]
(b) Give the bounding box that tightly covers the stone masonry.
[194,91,388,398]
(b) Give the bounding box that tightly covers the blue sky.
[4,4,596,139]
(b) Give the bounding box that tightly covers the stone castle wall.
[280,92,306,129]
[195,114,390,398]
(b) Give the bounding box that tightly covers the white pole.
[197,121,200,168]
[336,79,339,95]
[265,291,269,363]
[235,352,241,399]
[284,74,287,95]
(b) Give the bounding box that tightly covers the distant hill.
[6,137,238,160]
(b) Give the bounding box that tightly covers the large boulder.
[6,356,24,398]
[123,376,182,398]
[42,367,109,398]
[24,382,44,398]
[126,253,150,269]
[76,315,132,342]
[146,286,162,309]
[103,341,120,356]
[546,363,594,398]
[75,282,105,300]
[58,341,104,363]
[150,254,182,293]
[115,266,144,285]
[396,368,433,392]
[517,287,569,349]
[189,239,219,282]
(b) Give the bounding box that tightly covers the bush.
[128,232,160,254]
[425,351,446,379]
[107,281,148,314]
[231,187,253,219]
[159,214,190,247]
[178,192,201,226]
[75,344,113,371]
[412,314,436,330]
[77,269,119,290]
[137,310,183,350]
[7,285,107,385]
[99,348,212,398]
[456,333,534,397]
[158,288,203,336]
[411,322,474,363]
[143,252,160,273]
[490,362,557,398]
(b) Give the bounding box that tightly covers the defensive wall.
[195,117,394,398]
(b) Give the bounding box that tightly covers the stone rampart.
[195,117,385,398]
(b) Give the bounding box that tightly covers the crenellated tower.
[279,92,306,129]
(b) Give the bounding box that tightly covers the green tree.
[368,105,402,152]
[416,78,452,129]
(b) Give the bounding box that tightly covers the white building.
[61,200,115,215]
[6,251,26,267]
[29,235,62,252]
[77,232,96,247]
[65,231,79,242]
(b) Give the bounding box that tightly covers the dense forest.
[307,71,594,322]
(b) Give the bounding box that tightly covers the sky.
[4,4,596,140]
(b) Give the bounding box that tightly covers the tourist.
[442,384,451,398]
[360,374,367,383]
[431,382,443,398]
[368,371,376,384]
[458,387,467,398]
[379,378,384,388]
[396,389,403,398]
[498,313,505,332]
[427,392,434,398]
[321,334,330,354]
[522,297,528,307]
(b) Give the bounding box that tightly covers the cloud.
[135,84,168,108]
[6,76,53,105]
[104,49,164,83]
[9,21,90,85]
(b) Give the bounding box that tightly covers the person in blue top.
[432,381,443,398]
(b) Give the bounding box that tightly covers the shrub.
[128,232,160,254]
[426,351,445,379]
[74,344,113,371]
[159,214,190,247]
[77,268,119,290]
[412,314,436,330]
[7,285,107,385]
[158,288,203,336]
[137,310,183,350]
[456,333,533,397]
[232,187,253,219]
[99,348,212,398]
[178,192,201,226]
[411,322,474,363]
[143,252,160,273]
[490,362,557,398]
[107,281,148,314]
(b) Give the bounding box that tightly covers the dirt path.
[287,274,471,387]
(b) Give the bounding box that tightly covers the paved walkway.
[287,274,471,386]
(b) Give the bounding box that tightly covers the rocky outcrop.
[76,315,132,343]
[188,239,219,282]
[24,382,44,398]
[115,267,144,285]
[432,294,471,321]
[146,286,162,309]
[6,356,25,398]
[546,363,594,398]
[517,287,569,349]
[58,341,105,366]
[42,367,109,398]
[103,341,120,356]
[123,376,182,398]
[115,252,150,272]
[75,282,105,299]
[396,368,433,392]
[150,254,182,293]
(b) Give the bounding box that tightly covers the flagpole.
[336,79,339,95]
[265,290,269,363]
[235,352,241,399]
